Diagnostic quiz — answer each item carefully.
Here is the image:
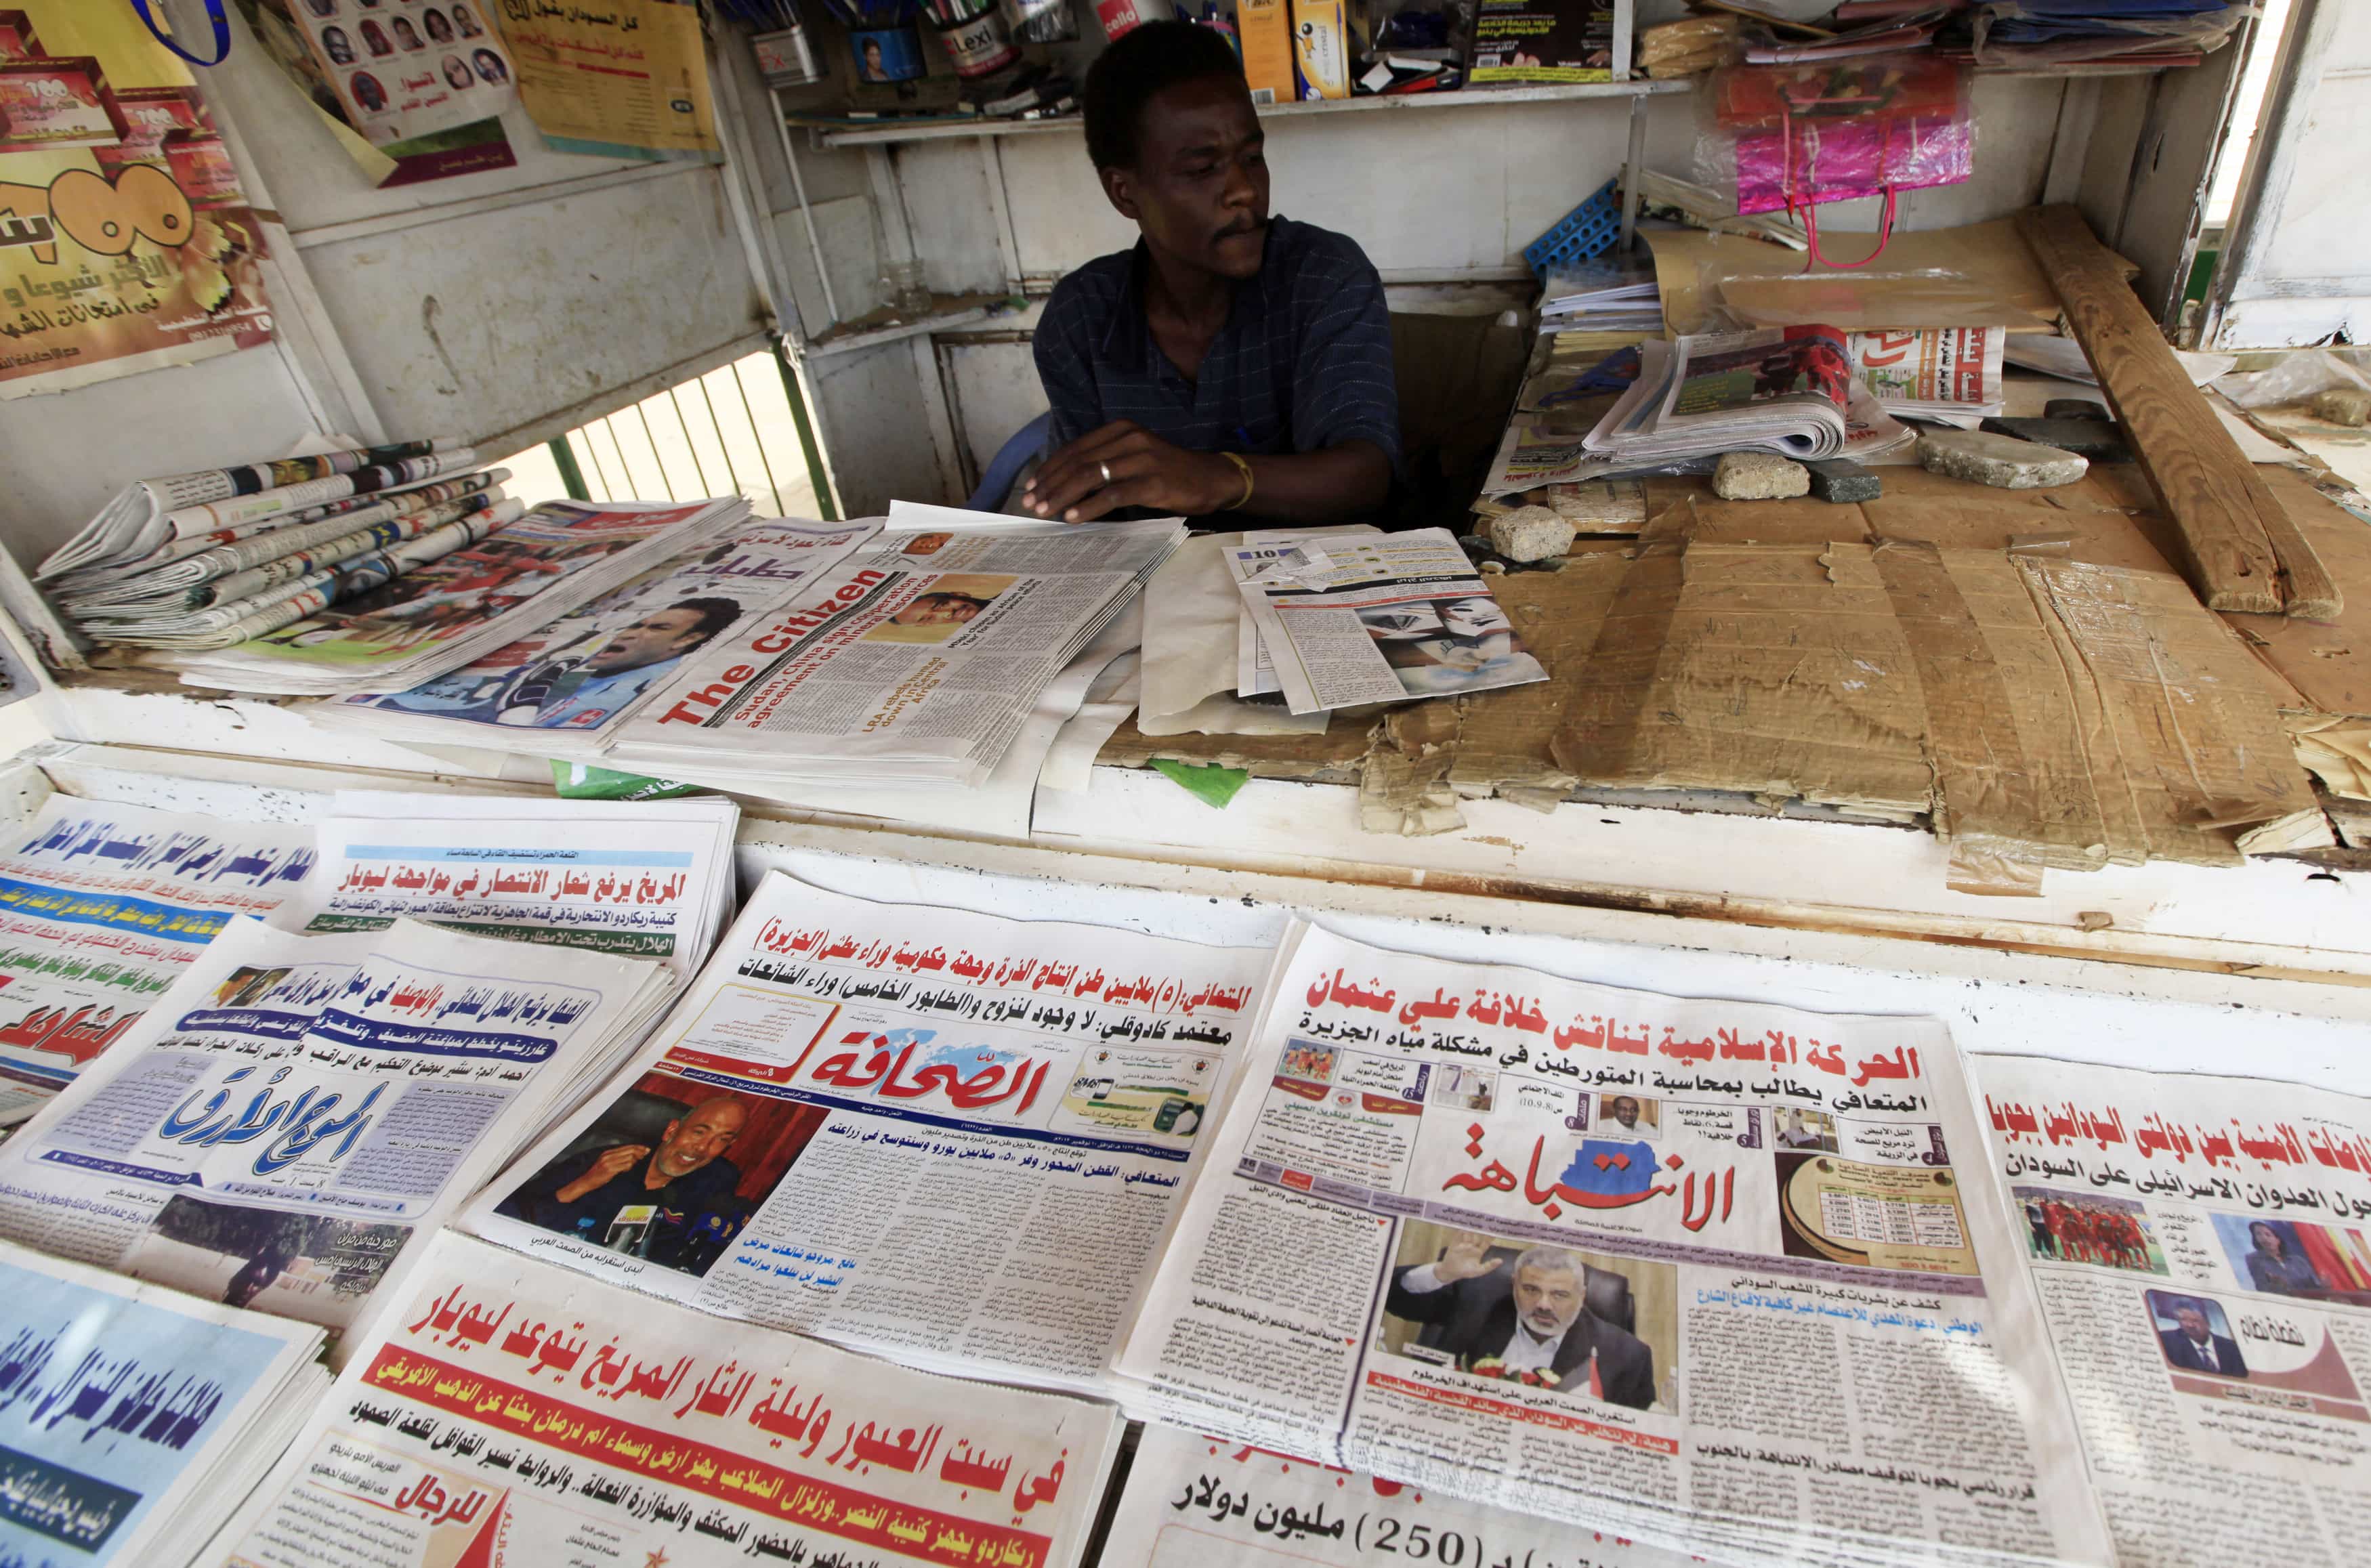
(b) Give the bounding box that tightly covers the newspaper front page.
[0,916,656,1357]
[606,517,1179,788]
[1971,1053,2371,1567]
[1847,329,2005,417]
[465,870,1270,1395]
[322,516,881,744]
[0,799,316,1125]
[1229,530,1547,714]
[1118,922,2112,1567]
[0,1237,329,1568]
[216,1230,1123,1568]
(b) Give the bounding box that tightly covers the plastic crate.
[1522,178,1623,281]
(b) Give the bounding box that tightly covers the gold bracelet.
[1220,451,1255,511]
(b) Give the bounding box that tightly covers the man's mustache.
[1217,217,1268,240]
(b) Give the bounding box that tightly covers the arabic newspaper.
[1106,1424,1702,1568]
[1116,920,2112,1567]
[276,791,740,988]
[604,512,1180,789]
[316,516,882,748]
[164,498,749,698]
[0,799,316,1126]
[0,915,660,1359]
[1847,329,2005,420]
[463,870,1270,1397]
[213,1230,1123,1568]
[1228,530,1547,715]
[0,1237,330,1568]
[1582,329,1855,465]
[1969,1053,2371,1566]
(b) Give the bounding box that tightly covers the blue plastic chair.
[966,411,1052,511]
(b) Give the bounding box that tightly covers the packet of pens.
[925,0,1022,77]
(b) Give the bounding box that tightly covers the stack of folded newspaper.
[161,496,753,698]
[1847,326,2008,425]
[34,441,509,649]
[1586,325,1863,463]
[1538,256,1664,337]
[598,504,1182,792]
[0,1239,332,1568]
[0,910,673,1359]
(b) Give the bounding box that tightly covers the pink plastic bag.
[1704,57,1974,270]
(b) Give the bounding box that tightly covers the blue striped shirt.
[1033,216,1402,479]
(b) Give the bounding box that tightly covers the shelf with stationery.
[802,77,1693,149]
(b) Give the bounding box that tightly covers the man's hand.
[555,1143,647,1205]
[1435,1233,1502,1284]
[1022,420,1242,524]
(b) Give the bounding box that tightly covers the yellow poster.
[0,4,272,398]
[491,0,719,161]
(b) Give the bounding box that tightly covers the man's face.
[653,1101,745,1179]
[583,608,705,675]
[2175,1306,2210,1344]
[905,595,981,627]
[1513,1265,1583,1340]
[1104,75,1271,281]
[1610,1097,1641,1129]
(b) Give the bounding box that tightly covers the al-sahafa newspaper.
[1114,918,2118,1568]
[461,868,1270,1398]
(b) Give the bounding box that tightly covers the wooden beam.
[2016,204,2309,614]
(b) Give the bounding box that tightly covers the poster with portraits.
[284,0,518,148]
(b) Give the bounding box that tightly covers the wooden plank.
[2015,204,2299,614]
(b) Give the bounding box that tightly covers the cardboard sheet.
[1646,218,2126,337]
[2221,467,2371,717]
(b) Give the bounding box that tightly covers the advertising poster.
[492,0,721,161]
[0,4,273,396]
[273,0,519,149]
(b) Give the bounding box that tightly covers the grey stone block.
[1487,505,1578,562]
[1803,459,1880,504]
[1918,429,2089,489]
[1979,416,2130,461]
[2044,398,2112,421]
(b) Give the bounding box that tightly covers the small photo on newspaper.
[1228,528,1548,714]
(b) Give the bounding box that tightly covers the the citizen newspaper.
[1106,1423,1702,1568]
[604,509,1181,790]
[215,1231,1123,1568]
[0,914,662,1358]
[0,799,316,1124]
[1229,530,1547,714]
[1970,1053,2371,1565]
[317,516,882,749]
[464,870,1270,1397]
[1116,921,2113,1568]
[0,1237,330,1568]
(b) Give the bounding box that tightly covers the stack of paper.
[161,496,752,698]
[600,504,1179,793]
[1538,255,1664,337]
[0,1239,332,1568]
[0,913,670,1357]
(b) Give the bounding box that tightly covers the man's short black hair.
[668,596,742,643]
[1083,20,1249,172]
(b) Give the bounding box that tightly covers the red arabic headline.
[754,921,1253,1015]
[366,1345,1055,1568]
[1305,970,1921,1085]
[333,863,689,907]
[1986,1097,2371,1174]
[1364,1372,1678,1454]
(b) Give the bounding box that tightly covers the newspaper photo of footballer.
[2015,1187,2168,1275]
[492,1070,828,1276]
[1377,1221,1675,1410]
[1356,595,1547,698]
